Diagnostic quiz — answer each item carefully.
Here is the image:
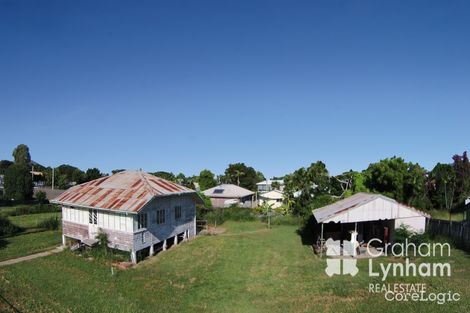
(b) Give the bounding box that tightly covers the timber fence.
[427,218,470,252]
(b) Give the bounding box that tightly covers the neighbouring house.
[203,184,255,208]
[259,190,284,209]
[312,192,429,246]
[52,170,202,263]
[256,179,284,192]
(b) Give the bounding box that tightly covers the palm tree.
[234,170,245,186]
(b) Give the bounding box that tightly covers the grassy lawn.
[0,231,62,262]
[0,221,469,313]
[0,205,24,217]
[8,212,61,229]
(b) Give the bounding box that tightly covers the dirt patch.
[200,227,226,236]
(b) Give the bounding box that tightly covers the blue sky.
[1,0,469,178]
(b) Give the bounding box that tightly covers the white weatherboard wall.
[395,216,426,233]
[62,206,134,233]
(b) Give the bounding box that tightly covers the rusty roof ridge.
[139,171,159,197]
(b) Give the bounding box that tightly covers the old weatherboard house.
[52,170,202,263]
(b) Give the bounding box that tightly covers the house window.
[89,209,97,225]
[156,209,165,224]
[175,206,182,220]
[138,213,148,229]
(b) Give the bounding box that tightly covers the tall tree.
[224,163,262,191]
[12,144,31,165]
[85,168,104,181]
[428,163,456,211]
[4,164,33,201]
[364,157,429,208]
[452,151,470,205]
[283,161,333,216]
[151,171,176,182]
[198,169,217,191]
[0,160,13,175]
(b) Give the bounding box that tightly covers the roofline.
[52,190,200,214]
[312,192,431,222]
[204,193,254,198]
[50,199,138,214]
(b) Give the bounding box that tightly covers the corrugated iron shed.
[51,170,195,213]
[312,192,430,223]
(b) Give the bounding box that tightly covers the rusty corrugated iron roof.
[51,170,194,213]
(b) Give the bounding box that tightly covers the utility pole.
[52,167,55,190]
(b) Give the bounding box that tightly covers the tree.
[72,168,85,183]
[224,163,262,191]
[428,163,456,211]
[452,151,470,206]
[175,173,196,188]
[85,168,104,181]
[198,169,217,191]
[271,181,281,190]
[283,161,332,217]
[151,171,176,182]
[364,157,429,208]
[35,190,48,204]
[0,160,13,175]
[4,164,33,201]
[55,164,83,185]
[12,144,31,165]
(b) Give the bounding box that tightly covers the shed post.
[320,223,324,258]
[149,244,154,256]
[62,235,66,246]
[163,239,167,251]
[174,235,178,245]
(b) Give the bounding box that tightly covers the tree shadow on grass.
[0,292,23,313]
[296,215,320,246]
[0,238,8,250]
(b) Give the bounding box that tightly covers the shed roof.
[203,184,254,198]
[312,192,429,224]
[51,170,195,213]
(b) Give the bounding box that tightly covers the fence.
[427,218,470,252]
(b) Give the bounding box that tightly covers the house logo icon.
[324,238,359,277]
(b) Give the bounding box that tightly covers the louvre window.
[138,213,148,229]
[89,209,98,225]
[175,206,182,220]
[157,209,165,224]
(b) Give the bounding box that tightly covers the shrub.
[35,191,48,204]
[7,204,60,216]
[261,215,302,226]
[96,230,109,248]
[204,207,255,225]
[37,216,60,230]
[0,216,22,236]
[394,224,414,244]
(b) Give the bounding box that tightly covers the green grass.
[427,209,465,221]
[8,212,61,229]
[0,205,23,217]
[0,230,62,262]
[0,221,469,313]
